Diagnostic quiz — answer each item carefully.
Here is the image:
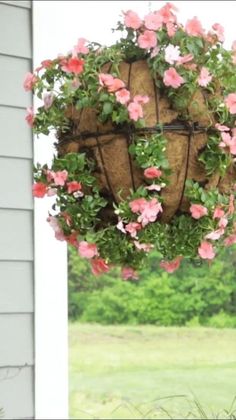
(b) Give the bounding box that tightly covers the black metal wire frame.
[57,121,211,208]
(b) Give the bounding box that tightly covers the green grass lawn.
[69,324,236,419]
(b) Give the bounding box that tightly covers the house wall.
[0,1,34,418]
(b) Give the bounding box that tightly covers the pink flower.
[123,10,142,30]
[137,198,162,227]
[125,222,141,238]
[197,67,212,87]
[212,23,225,42]
[185,17,204,37]
[91,258,110,276]
[73,38,89,55]
[164,44,180,64]
[129,198,147,213]
[66,231,79,248]
[158,2,178,24]
[163,67,185,89]
[205,229,224,241]
[166,22,177,37]
[215,123,230,132]
[144,12,163,30]
[67,181,82,194]
[53,170,68,186]
[144,167,162,179]
[128,102,143,121]
[145,184,162,192]
[107,78,125,93]
[218,217,228,229]
[47,188,57,197]
[224,234,236,246]
[25,107,35,127]
[47,216,65,241]
[32,182,47,198]
[117,219,126,234]
[134,241,154,252]
[99,73,114,87]
[46,170,55,182]
[225,93,236,114]
[177,54,194,65]
[121,267,139,280]
[198,241,215,260]
[115,88,130,104]
[190,204,208,219]
[61,57,84,74]
[41,59,53,69]
[43,92,54,110]
[160,256,182,273]
[220,132,236,154]
[213,207,225,219]
[78,241,99,259]
[23,72,38,91]
[150,46,160,58]
[138,30,157,49]
[133,95,150,105]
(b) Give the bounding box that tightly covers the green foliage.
[69,246,236,326]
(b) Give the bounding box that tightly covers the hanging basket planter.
[26,3,236,278]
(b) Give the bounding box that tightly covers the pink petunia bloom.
[225,93,236,114]
[134,241,154,252]
[138,30,157,49]
[91,258,110,276]
[78,241,99,259]
[163,67,185,89]
[47,216,65,242]
[43,92,54,110]
[213,207,225,219]
[128,101,143,121]
[61,57,84,74]
[46,170,55,183]
[25,107,35,127]
[150,46,160,58]
[137,198,162,227]
[144,12,163,30]
[99,73,114,87]
[205,229,224,241]
[67,181,82,194]
[129,197,147,213]
[177,54,194,65]
[121,267,139,280]
[164,44,180,64]
[133,95,150,105]
[145,184,162,192]
[224,234,236,246]
[23,72,38,91]
[220,132,236,154]
[32,182,47,198]
[53,170,68,186]
[198,241,215,260]
[190,204,208,219]
[123,10,142,30]
[41,59,53,69]
[160,256,182,273]
[212,23,225,42]
[115,88,130,105]
[125,222,142,238]
[144,167,162,179]
[197,67,212,87]
[215,123,230,132]
[218,217,228,229]
[166,22,177,37]
[158,2,178,24]
[73,38,89,55]
[66,231,79,248]
[107,78,125,93]
[185,17,204,37]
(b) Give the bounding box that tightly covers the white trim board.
[33,3,68,419]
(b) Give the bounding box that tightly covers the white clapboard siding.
[0,262,33,313]
[0,106,32,158]
[0,366,34,419]
[0,0,31,7]
[0,3,31,58]
[0,209,33,261]
[0,1,34,418]
[0,157,33,209]
[0,314,34,366]
[0,55,31,107]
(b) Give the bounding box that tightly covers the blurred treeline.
[68,246,236,327]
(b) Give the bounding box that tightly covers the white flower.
[164,44,181,65]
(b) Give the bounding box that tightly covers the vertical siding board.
[0,55,31,107]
